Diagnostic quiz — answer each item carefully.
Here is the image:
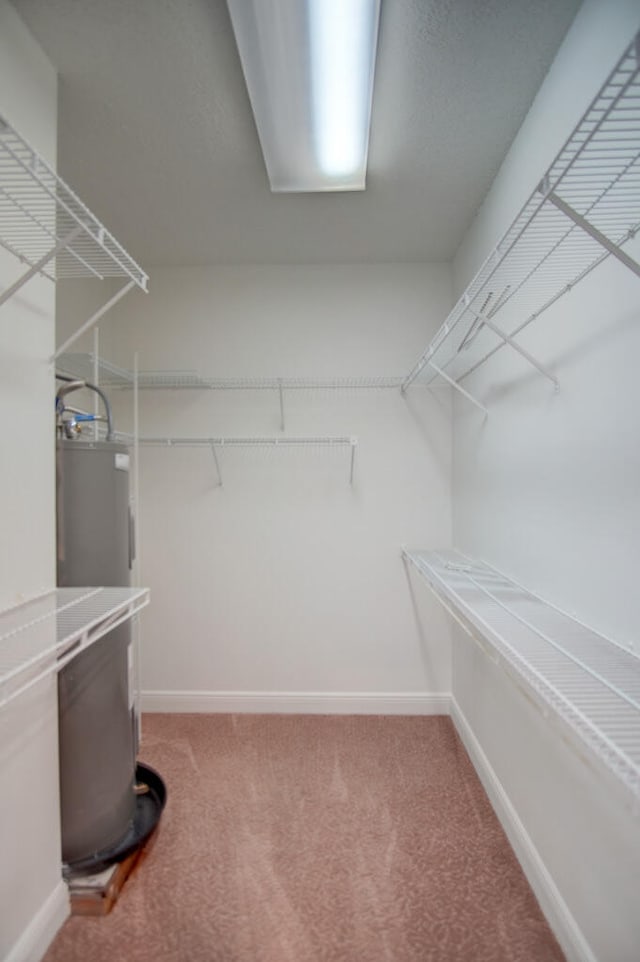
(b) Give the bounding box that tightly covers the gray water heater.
[56,439,136,867]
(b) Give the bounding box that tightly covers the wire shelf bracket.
[402,29,640,399]
[53,280,137,360]
[209,442,223,486]
[0,116,148,354]
[425,358,489,415]
[403,548,640,807]
[465,300,558,388]
[543,185,640,279]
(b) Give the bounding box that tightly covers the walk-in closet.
[1,2,639,961]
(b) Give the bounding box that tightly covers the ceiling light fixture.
[226,0,381,192]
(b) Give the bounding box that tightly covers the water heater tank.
[56,440,136,868]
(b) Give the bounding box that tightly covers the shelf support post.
[0,224,84,308]
[53,279,136,359]
[92,328,100,441]
[466,303,558,387]
[132,351,142,747]
[544,189,640,279]
[426,360,488,415]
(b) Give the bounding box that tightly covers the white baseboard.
[5,880,69,962]
[450,698,596,962]
[141,690,451,715]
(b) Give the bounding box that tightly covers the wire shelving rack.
[402,31,640,409]
[403,548,640,805]
[56,352,134,388]
[0,587,149,710]
[109,433,358,486]
[56,352,401,433]
[55,355,404,392]
[0,116,148,357]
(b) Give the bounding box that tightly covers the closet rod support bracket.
[545,191,640,280]
[466,304,558,388]
[401,352,432,393]
[427,360,488,416]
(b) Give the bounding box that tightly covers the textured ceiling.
[11,0,581,267]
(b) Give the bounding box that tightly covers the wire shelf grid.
[56,352,133,387]
[137,435,356,447]
[0,117,148,289]
[55,357,404,391]
[403,548,640,802]
[0,586,149,710]
[132,374,404,390]
[404,32,640,392]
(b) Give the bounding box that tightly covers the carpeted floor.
[43,714,565,962]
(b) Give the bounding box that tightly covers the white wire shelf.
[55,355,404,391]
[0,116,148,292]
[72,428,358,483]
[403,548,640,804]
[137,435,356,446]
[0,586,149,710]
[137,435,358,485]
[132,373,404,390]
[403,30,640,401]
[56,353,133,388]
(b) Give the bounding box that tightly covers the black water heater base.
[63,763,166,878]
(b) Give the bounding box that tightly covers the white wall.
[0,2,69,959]
[452,629,640,962]
[451,2,640,960]
[102,263,454,711]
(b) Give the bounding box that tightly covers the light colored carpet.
[43,714,565,962]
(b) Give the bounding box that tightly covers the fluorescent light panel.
[226,0,381,192]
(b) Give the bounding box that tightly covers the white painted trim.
[5,880,69,962]
[141,690,451,715]
[450,698,597,962]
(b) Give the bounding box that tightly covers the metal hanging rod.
[402,30,640,400]
[0,116,148,354]
[402,548,640,804]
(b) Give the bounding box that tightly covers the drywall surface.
[0,0,56,606]
[0,2,67,959]
[454,0,640,294]
[453,0,640,657]
[105,263,453,706]
[451,3,640,960]
[452,627,640,962]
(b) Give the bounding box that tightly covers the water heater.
[56,439,137,870]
